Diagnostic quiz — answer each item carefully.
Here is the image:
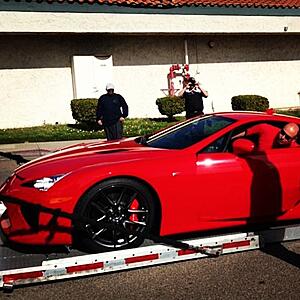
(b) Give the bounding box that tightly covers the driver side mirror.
[232,138,255,155]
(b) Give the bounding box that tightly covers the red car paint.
[1,112,300,247]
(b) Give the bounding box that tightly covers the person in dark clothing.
[96,83,128,141]
[178,77,208,119]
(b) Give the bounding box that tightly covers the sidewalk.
[0,139,100,153]
[0,139,100,185]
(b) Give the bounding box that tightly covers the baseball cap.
[106,83,115,90]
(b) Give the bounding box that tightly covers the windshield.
[144,115,235,149]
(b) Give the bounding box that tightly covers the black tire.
[73,178,156,253]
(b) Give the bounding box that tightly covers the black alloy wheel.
[74,178,156,252]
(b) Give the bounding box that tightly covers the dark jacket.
[183,89,207,117]
[96,93,128,126]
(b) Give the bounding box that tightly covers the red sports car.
[1,112,300,252]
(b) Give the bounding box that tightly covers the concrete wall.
[0,34,300,128]
[1,12,300,34]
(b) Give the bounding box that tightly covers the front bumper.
[0,195,72,246]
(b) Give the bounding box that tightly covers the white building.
[0,0,300,128]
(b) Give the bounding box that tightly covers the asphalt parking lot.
[0,145,299,299]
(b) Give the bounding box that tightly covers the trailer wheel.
[73,178,156,253]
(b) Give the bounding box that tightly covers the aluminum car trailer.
[0,224,299,292]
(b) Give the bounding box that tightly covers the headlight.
[0,201,6,217]
[22,174,66,191]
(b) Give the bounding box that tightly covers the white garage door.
[72,55,113,99]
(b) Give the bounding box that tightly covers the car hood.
[14,137,171,179]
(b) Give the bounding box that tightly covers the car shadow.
[245,153,282,223]
[244,152,300,269]
[262,243,300,269]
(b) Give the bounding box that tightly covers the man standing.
[178,77,208,119]
[96,83,128,141]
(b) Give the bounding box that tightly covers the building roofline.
[3,0,300,9]
[1,0,300,16]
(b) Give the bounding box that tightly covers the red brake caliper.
[129,199,139,222]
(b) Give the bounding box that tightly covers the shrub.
[276,108,300,118]
[231,95,269,112]
[156,96,185,121]
[70,98,98,125]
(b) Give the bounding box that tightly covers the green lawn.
[0,118,182,144]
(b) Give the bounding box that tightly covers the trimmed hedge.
[70,98,98,124]
[156,96,185,120]
[231,95,269,112]
[276,108,300,118]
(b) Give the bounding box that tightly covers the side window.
[230,124,259,149]
[228,121,287,152]
[201,120,289,154]
[201,133,232,153]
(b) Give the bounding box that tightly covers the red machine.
[167,64,190,96]
[1,112,300,254]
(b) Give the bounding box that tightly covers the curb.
[0,139,100,153]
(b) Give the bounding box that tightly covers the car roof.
[213,111,300,123]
